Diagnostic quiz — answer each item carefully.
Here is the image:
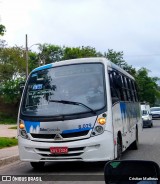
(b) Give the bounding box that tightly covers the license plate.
[50,147,68,154]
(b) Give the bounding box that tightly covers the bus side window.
[113,72,123,99]
[124,77,131,101]
[132,81,138,102]
[118,74,125,101]
[109,72,120,104]
[113,72,125,101]
[121,75,128,101]
[130,80,136,102]
[135,82,139,101]
[126,78,133,101]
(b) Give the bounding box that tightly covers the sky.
[0,0,160,79]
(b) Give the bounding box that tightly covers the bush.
[0,112,17,124]
[0,137,18,149]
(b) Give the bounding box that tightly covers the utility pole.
[25,34,41,78]
[25,34,29,78]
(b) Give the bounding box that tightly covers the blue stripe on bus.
[62,128,92,134]
[32,63,53,72]
[24,121,40,133]
[120,102,127,120]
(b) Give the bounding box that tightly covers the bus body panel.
[112,102,142,153]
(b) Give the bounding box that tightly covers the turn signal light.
[97,117,106,125]
[19,122,25,129]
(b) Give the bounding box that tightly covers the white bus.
[18,58,142,169]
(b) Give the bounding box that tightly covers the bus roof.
[31,57,134,80]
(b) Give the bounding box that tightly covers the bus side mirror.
[104,160,160,184]
[19,82,25,95]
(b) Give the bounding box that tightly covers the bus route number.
[78,123,92,129]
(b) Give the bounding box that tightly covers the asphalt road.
[0,119,160,184]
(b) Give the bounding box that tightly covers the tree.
[105,49,126,66]
[135,68,160,106]
[154,82,160,105]
[0,39,7,48]
[28,51,39,72]
[0,46,26,82]
[38,44,64,64]
[0,78,24,104]
[35,45,103,65]
[0,44,26,103]
[0,24,6,36]
[105,49,136,76]
[62,46,101,60]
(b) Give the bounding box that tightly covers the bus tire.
[30,162,45,169]
[130,128,138,150]
[117,136,122,160]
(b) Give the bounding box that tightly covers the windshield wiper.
[49,100,96,115]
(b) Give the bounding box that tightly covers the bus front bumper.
[18,131,114,162]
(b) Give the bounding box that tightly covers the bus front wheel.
[30,162,45,169]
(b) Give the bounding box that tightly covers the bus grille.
[35,147,85,158]
[30,130,89,139]
[37,147,85,152]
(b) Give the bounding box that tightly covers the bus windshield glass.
[21,63,106,117]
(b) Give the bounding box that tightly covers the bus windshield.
[21,63,106,117]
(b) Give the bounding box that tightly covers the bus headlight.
[95,126,104,133]
[91,125,104,136]
[20,130,29,139]
[91,115,106,136]
[19,120,29,139]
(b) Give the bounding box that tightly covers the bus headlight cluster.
[91,116,106,136]
[19,120,29,139]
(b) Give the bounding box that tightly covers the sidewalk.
[0,125,19,167]
[0,125,17,137]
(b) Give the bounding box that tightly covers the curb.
[0,155,19,167]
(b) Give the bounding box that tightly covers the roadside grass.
[8,126,17,129]
[0,137,18,149]
[0,112,16,125]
